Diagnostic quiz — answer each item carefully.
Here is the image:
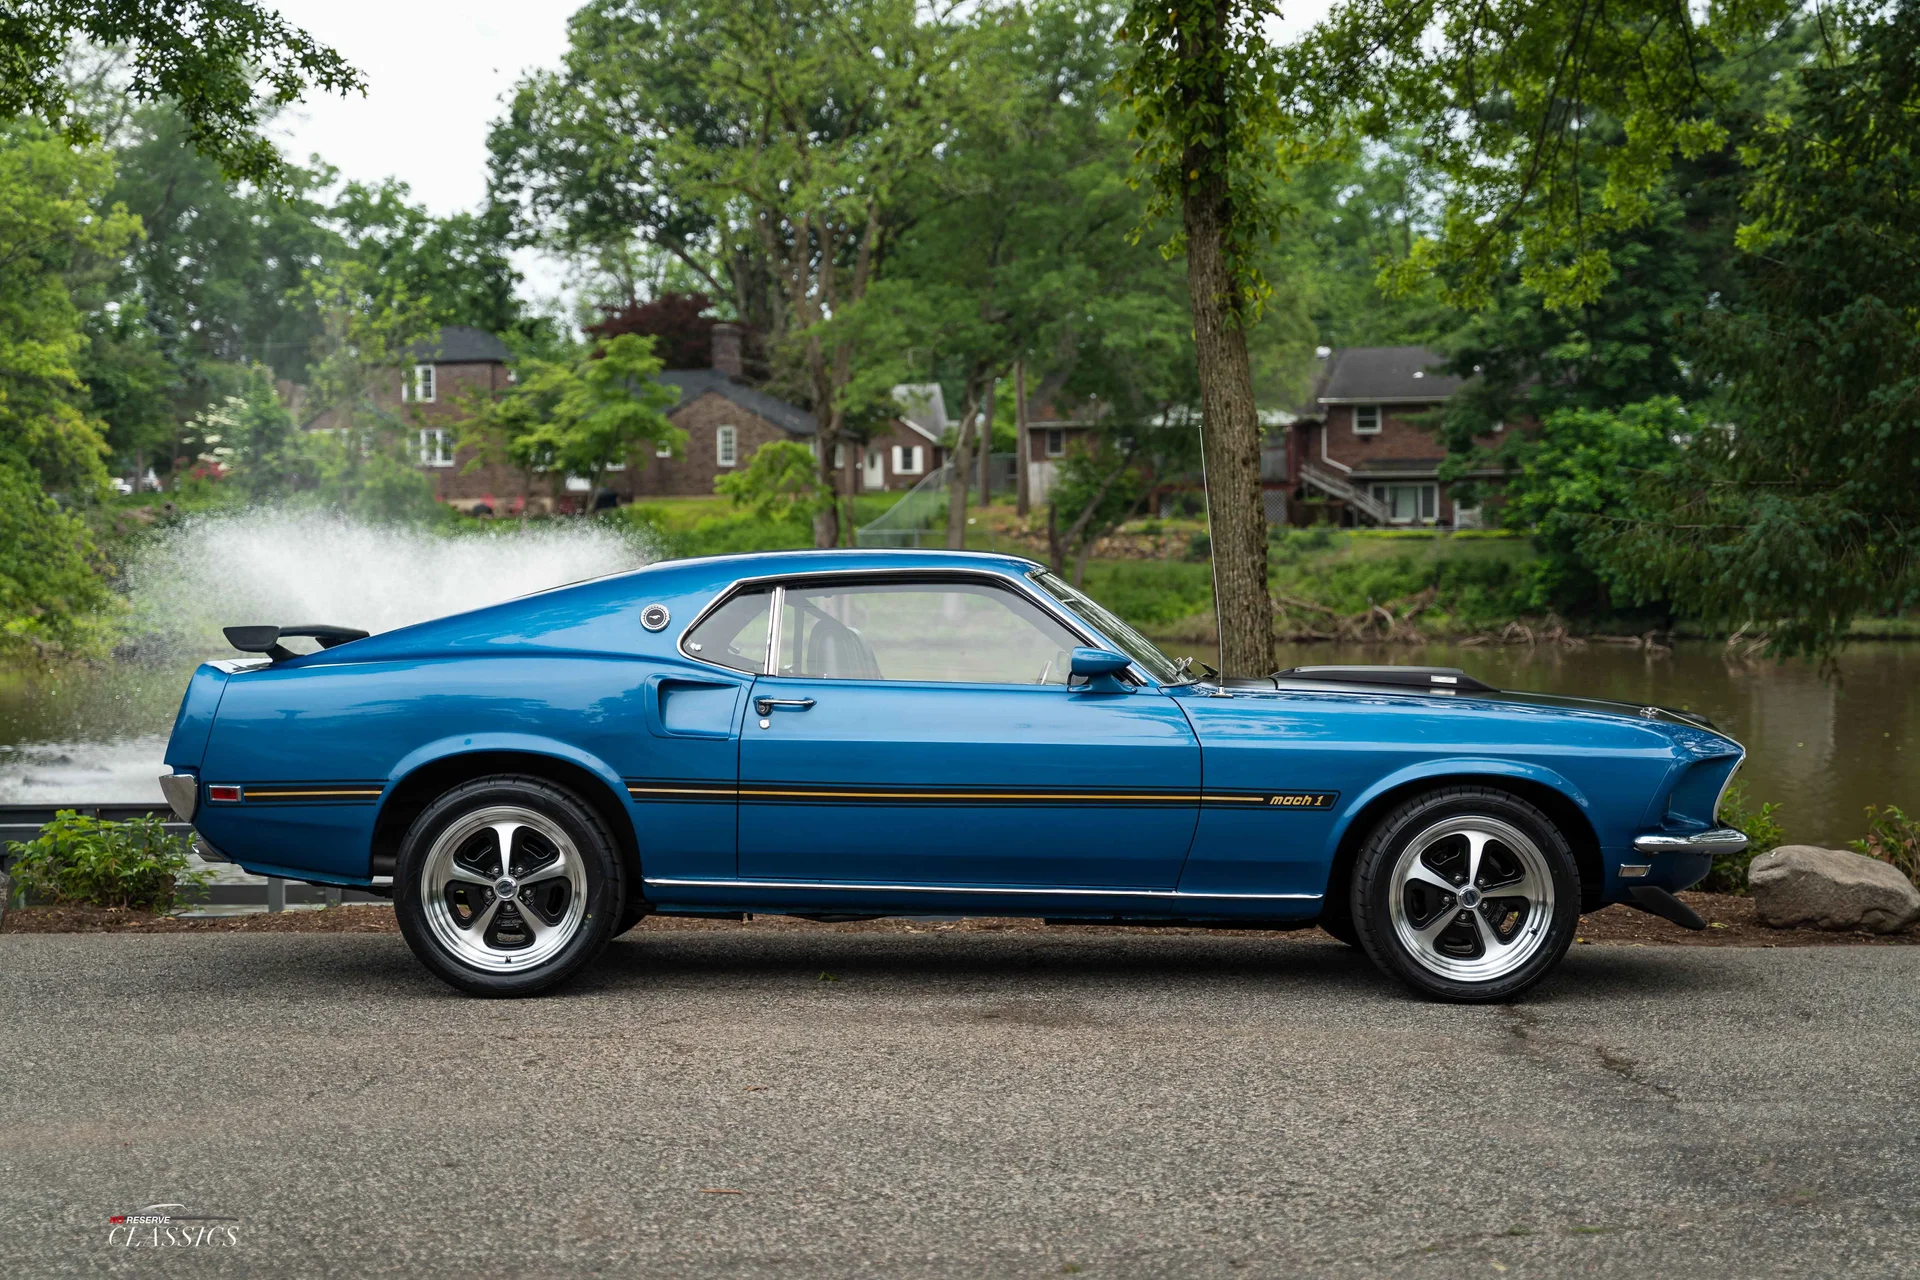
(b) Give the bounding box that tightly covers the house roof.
[891,383,949,442]
[411,325,511,365]
[1315,346,1462,404]
[658,368,817,436]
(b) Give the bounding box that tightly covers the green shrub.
[1851,805,1920,884]
[4,812,206,910]
[1700,780,1785,893]
[1077,560,1214,629]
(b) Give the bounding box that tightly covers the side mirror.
[1069,646,1132,693]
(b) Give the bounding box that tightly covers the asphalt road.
[4,927,1918,1278]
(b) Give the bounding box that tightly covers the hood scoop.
[222,624,370,663]
[1268,665,1495,694]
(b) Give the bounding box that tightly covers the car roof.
[633,547,1046,586]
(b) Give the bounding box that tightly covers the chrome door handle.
[755,697,816,715]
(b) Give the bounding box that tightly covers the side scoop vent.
[1270,665,1495,694]
[222,624,370,663]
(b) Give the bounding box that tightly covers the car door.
[735,573,1201,889]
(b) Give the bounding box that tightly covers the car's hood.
[1209,675,1742,752]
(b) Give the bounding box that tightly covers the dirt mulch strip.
[4,892,1914,946]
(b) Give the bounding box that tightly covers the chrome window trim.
[673,565,1150,686]
[643,876,1319,901]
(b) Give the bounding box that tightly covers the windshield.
[1029,569,1187,684]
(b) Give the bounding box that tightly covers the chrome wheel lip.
[421,804,588,974]
[1387,814,1556,984]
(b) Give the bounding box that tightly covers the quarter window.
[683,588,773,674]
[772,580,1076,685]
[716,425,738,468]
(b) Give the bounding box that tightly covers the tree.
[1592,8,1920,656]
[331,180,535,341]
[587,292,718,370]
[715,439,832,523]
[1114,0,1297,675]
[459,334,682,514]
[1,0,361,184]
[0,123,135,496]
[0,454,111,658]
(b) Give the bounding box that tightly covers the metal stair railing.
[1299,461,1393,525]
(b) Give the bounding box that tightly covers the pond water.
[3,637,1913,849]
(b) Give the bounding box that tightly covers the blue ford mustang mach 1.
[159,550,1748,1001]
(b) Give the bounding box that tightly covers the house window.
[833,442,847,469]
[404,364,436,403]
[417,428,454,467]
[1368,482,1440,524]
[716,424,738,468]
[1353,404,1381,435]
[892,445,925,475]
[1045,429,1066,457]
[655,438,673,458]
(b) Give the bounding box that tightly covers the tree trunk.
[1014,360,1031,518]
[945,386,978,550]
[978,377,996,507]
[1183,166,1273,676]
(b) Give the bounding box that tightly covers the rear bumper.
[1631,827,1749,857]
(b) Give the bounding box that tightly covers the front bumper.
[159,772,197,821]
[1631,827,1750,858]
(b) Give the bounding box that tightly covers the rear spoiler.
[222,624,370,663]
[1270,665,1495,694]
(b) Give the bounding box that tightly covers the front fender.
[1321,756,1594,863]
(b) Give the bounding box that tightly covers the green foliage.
[0,454,114,657]
[1498,399,1685,615]
[1077,560,1215,629]
[715,441,832,523]
[4,811,204,911]
[461,333,679,510]
[0,1,361,184]
[0,123,135,497]
[1592,9,1920,658]
[1852,806,1920,887]
[1293,0,1796,311]
[1114,0,1303,319]
[1702,780,1784,894]
[1268,530,1540,632]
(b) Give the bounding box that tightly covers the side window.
[773,580,1076,685]
[683,588,772,673]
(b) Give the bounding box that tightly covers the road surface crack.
[1499,1007,1679,1109]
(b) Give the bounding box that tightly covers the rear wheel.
[394,776,624,996]
[1351,786,1580,1002]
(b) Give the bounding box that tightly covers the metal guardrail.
[0,803,384,911]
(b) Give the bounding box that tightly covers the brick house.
[347,323,944,513]
[1273,346,1504,528]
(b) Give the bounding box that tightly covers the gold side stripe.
[738,788,1191,802]
[628,786,737,796]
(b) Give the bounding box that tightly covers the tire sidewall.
[394,776,622,996]
[1351,787,1581,1002]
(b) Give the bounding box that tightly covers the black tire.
[394,775,625,996]
[1316,895,1361,947]
[1350,785,1581,1002]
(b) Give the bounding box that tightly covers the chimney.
[711,322,744,379]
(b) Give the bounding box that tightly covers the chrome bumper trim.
[1632,827,1749,857]
[643,877,1321,901]
[158,773,197,822]
[192,836,229,864]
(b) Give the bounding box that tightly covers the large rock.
[1749,845,1920,933]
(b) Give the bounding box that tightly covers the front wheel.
[394,776,624,996]
[1350,786,1580,1002]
